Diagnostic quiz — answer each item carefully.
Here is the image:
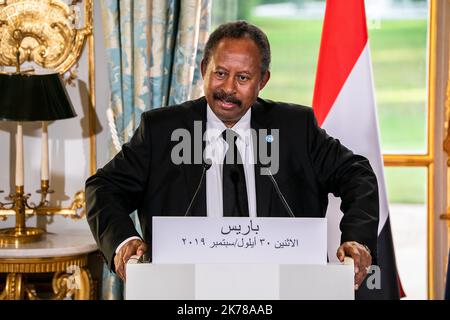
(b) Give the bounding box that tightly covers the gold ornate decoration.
[0,190,86,222]
[0,0,93,75]
[0,273,23,300]
[25,274,69,300]
[0,255,87,273]
[26,268,93,300]
[0,254,93,300]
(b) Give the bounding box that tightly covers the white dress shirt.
[204,104,257,218]
[115,105,257,254]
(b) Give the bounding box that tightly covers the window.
[211,0,430,299]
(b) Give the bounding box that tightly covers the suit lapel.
[182,97,274,217]
[183,97,207,216]
[251,99,273,217]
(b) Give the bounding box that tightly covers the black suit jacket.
[86,97,379,270]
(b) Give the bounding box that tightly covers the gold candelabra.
[0,184,50,244]
[0,181,86,245]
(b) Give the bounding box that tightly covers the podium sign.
[152,217,327,264]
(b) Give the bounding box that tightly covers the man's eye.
[238,75,249,81]
[215,71,225,78]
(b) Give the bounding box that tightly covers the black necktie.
[222,129,249,217]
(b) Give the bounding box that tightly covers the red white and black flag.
[312,0,405,299]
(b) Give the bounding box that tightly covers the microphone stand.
[261,166,295,218]
[184,160,212,216]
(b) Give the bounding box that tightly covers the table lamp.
[0,73,77,244]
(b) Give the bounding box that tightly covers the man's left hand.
[337,241,372,290]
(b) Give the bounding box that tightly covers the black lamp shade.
[0,73,77,121]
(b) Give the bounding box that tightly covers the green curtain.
[100,0,211,300]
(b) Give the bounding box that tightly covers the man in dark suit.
[86,21,378,290]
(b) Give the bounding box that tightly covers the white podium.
[125,258,355,300]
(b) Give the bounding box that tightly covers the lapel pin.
[266,134,274,143]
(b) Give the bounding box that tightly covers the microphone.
[184,159,212,216]
[261,165,295,218]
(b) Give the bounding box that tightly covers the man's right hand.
[114,239,148,281]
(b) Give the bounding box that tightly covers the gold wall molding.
[0,0,93,74]
[383,154,433,166]
[425,0,437,299]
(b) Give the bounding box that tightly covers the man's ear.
[200,59,206,79]
[259,70,270,91]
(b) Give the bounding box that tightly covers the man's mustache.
[213,90,242,107]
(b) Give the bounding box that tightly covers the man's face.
[201,37,270,127]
